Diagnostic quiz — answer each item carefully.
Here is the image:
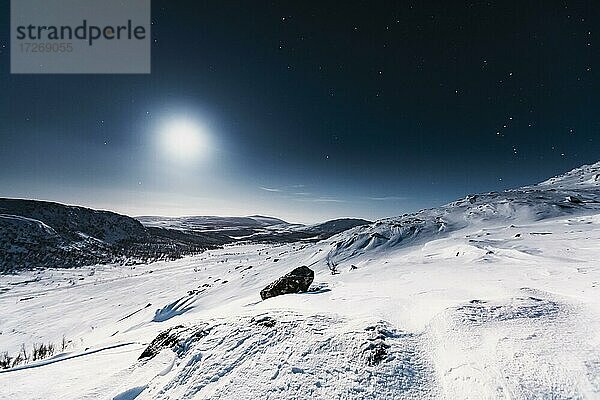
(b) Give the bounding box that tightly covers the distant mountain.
[247,215,291,226]
[136,215,291,231]
[302,218,372,237]
[136,215,371,243]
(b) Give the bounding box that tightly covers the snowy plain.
[1,162,600,399]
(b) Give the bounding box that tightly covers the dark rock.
[139,324,209,360]
[260,266,314,300]
[138,325,186,360]
[364,340,390,366]
[363,323,395,366]
[252,315,276,327]
[566,195,583,203]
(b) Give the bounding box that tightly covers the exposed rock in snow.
[139,324,210,361]
[260,266,315,300]
[130,313,436,399]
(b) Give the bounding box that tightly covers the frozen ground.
[1,163,600,399]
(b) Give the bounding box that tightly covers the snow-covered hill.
[0,199,211,272]
[0,162,599,399]
[327,161,600,264]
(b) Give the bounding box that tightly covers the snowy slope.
[536,161,600,189]
[0,162,599,399]
[327,161,600,264]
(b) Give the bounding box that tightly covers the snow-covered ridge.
[535,160,600,189]
[327,161,600,263]
[0,198,209,271]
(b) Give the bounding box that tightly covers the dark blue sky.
[0,1,599,222]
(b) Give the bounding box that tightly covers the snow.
[0,214,57,236]
[1,163,600,399]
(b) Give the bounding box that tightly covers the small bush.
[1,338,64,369]
[0,352,12,369]
[32,342,55,361]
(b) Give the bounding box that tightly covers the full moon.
[160,118,207,161]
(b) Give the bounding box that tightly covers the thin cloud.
[366,196,406,201]
[259,186,282,192]
[295,197,346,203]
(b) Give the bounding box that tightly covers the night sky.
[0,1,599,223]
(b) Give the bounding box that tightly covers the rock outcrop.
[260,266,314,300]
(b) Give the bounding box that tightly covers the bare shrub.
[0,352,11,369]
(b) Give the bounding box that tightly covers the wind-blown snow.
[0,162,599,399]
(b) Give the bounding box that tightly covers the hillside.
[0,199,210,272]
